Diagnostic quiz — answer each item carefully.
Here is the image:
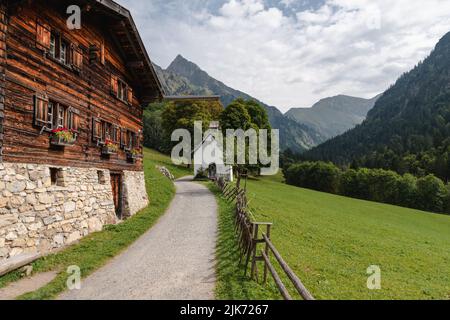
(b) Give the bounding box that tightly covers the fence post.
[263,224,271,284]
[244,222,254,276]
[250,223,259,281]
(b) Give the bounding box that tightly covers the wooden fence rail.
[215,178,315,301]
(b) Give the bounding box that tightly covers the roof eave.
[93,0,165,104]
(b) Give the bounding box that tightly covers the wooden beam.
[127,61,144,68]
[261,251,292,300]
[263,233,315,300]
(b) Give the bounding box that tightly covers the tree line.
[284,160,450,214]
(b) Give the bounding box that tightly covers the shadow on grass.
[206,183,280,300]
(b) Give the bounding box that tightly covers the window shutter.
[104,122,112,141]
[120,128,126,149]
[112,125,120,143]
[36,22,51,50]
[131,132,140,149]
[111,75,118,97]
[92,118,103,142]
[71,46,83,70]
[127,87,133,104]
[135,131,141,149]
[89,45,99,63]
[100,43,105,65]
[126,131,132,150]
[117,126,122,145]
[68,108,81,133]
[34,94,50,127]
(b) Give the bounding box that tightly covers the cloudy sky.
[116,0,450,112]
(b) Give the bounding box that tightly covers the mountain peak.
[286,94,380,140]
[172,54,187,63]
[168,54,202,74]
[437,31,450,46]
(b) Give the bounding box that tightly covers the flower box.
[102,145,118,155]
[50,128,77,147]
[102,140,119,156]
[126,149,141,163]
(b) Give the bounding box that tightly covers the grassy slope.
[206,183,281,300]
[143,148,192,179]
[245,176,450,300]
[0,148,190,299]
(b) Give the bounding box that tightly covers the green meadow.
[242,175,450,300]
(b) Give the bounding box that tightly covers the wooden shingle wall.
[2,1,148,171]
[0,4,6,162]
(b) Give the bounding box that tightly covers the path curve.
[60,177,218,300]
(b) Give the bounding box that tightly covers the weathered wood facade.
[0,4,6,163]
[1,0,163,170]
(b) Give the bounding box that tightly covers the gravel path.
[59,177,218,300]
[0,271,58,300]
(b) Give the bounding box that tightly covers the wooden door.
[110,173,122,219]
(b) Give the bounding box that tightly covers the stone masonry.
[0,162,118,262]
[122,170,148,218]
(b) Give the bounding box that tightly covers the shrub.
[341,168,402,205]
[310,162,341,193]
[366,169,401,205]
[416,175,448,213]
[285,161,340,193]
[285,161,448,214]
[355,168,375,200]
[445,183,450,214]
[396,174,418,208]
[285,162,311,187]
[339,169,359,198]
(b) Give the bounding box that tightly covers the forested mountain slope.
[305,32,450,181]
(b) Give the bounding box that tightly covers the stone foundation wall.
[0,163,117,262]
[122,170,148,217]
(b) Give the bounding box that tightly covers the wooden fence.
[215,178,315,301]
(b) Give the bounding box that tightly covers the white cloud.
[117,0,450,111]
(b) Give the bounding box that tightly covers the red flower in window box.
[102,139,119,155]
[50,127,77,147]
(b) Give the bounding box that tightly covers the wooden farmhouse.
[0,0,164,263]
